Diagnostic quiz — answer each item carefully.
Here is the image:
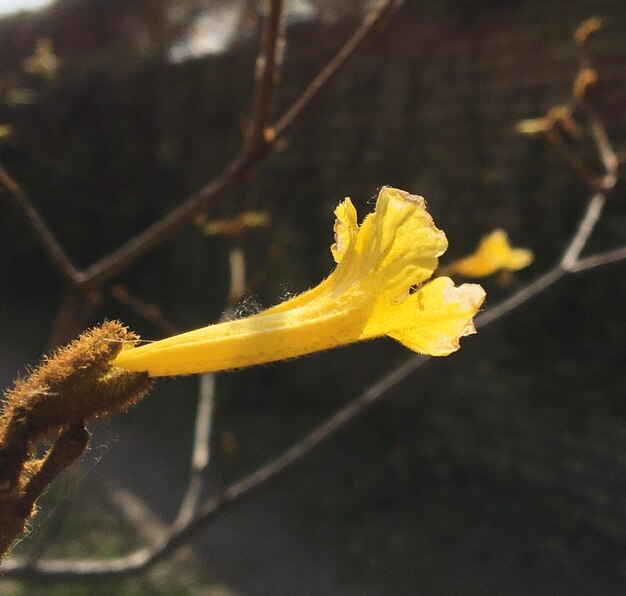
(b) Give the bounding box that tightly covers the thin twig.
[587,105,619,177]
[559,191,606,270]
[173,373,216,529]
[78,0,398,289]
[272,0,398,141]
[20,424,91,523]
[244,0,287,210]
[0,165,80,284]
[474,266,565,328]
[174,244,247,527]
[570,245,626,273]
[246,0,286,153]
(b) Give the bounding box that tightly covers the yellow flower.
[515,117,551,137]
[446,229,533,278]
[574,16,602,45]
[23,38,59,80]
[112,187,485,377]
[573,67,598,101]
[201,211,270,236]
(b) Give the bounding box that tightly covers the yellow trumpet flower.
[446,229,533,278]
[112,187,485,377]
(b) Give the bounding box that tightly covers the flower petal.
[505,248,534,271]
[363,276,486,356]
[331,197,358,264]
[346,187,448,292]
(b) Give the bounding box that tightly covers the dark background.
[1,0,626,593]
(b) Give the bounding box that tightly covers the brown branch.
[78,0,398,290]
[0,422,90,561]
[19,423,90,521]
[244,0,287,210]
[272,0,398,141]
[587,105,619,186]
[246,0,286,152]
[173,243,247,527]
[0,165,80,284]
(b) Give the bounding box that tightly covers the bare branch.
[19,423,90,521]
[559,191,607,270]
[174,242,247,527]
[79,0,398,290]
[0,165,80,284]
[560,86,618,270]
[0,350,430,580]
[570,246,626,273]
[475,267,564,328]
[246,0,286,152]
[272,0,398,141]
[173,373,215,529]
[587,106,619,178]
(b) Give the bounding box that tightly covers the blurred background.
[1,0,626,593]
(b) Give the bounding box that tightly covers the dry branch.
[0,165,80,284]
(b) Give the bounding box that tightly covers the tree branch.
[246,0,286,152]
[79,0,398,290]
[0,165,80,284]
[272,0,398,141]
[569,245,626,273]
[172,373,215,529]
